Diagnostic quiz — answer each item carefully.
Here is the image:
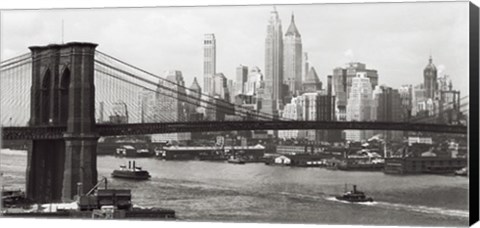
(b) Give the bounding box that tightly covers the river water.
[0,149,469,226]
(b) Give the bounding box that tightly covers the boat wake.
[324,196,468,218]
[375,201,469,218]
[324,196,377,205]
[277,191,327,201]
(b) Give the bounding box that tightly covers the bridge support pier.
[62,134,98,200]
[26,140,65,203]
[26,42,98,203]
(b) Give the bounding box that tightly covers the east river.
[0,149,469,226]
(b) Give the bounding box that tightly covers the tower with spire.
[263,6,284,117]
[424,55,438,99]
[283,12,303,98]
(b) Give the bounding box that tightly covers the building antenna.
[61,19,64,44]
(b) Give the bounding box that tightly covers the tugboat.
[335,184,374,203]
[111,161,151,180]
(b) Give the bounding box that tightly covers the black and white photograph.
[0,0,478,227]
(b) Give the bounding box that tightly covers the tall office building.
[212,73,230,101]
[412,84,426,116]
[299,90,335,142]
[138,89,157,123]
[235,65,249,97]
[424,56,438,99]
[399,85,413,120]
[439,82,461,124]
[263,7,284,117]
[372,85,403,141]
[186,77,203,121]
[158,70,187,122]
[203,34,216,95]
[245,66,264,96]
[345,62,378,100]
[283,13,302,97]
[333,62,378,122]
[346,72,374,142]
[278,96,303,139]
[333,67,347,121]
[156,70,190,141]
[227,79,235,103]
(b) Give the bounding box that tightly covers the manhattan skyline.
[0,2,469,96]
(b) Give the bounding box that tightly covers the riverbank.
[0,150,469,226]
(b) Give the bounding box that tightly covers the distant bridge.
[2,120,467,140]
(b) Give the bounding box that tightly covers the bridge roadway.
[1,120,468,140]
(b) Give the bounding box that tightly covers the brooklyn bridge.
[0,42,468,203]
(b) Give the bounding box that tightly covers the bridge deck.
[1,121,468,140]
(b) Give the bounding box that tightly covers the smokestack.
[353,185,357,193]
[327,75,332,96]
[128,161,131,169]
[133,161,136,169]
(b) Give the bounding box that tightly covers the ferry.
[335,184,374,203]
[111,161,151,180]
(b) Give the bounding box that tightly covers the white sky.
[0,1,470,97]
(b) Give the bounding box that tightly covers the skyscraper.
[263,7,284,117]
[245,66,263,96]
[186,77,203,121]
[346,72,374,142]
[333,67,347,121]
[412,83,426,116]
[399,84,413,120]
[158,70,187,122]
[235,65,249,97]
[278,96,303,139]
[203,34,216,95]
[156,70,190,141]
[212,73,230,101]
[283,13,302,97]
[138,89,157,123]
[424,56,438,99]
[372,85,403,141]
[333,62,378,122]
[344,62,378,100]
[299,90,335,142]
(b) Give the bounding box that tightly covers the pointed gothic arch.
[59,67,71,123]
[41,69,52,124]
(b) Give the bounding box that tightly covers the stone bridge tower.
[27,42,98,203]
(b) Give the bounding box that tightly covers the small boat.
[455,167,468,176]
[227,156,245,165]
[111,161,151,180]
[335,184,374,203]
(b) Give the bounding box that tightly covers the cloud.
[344,49,354,61]
[437,64,446,75]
